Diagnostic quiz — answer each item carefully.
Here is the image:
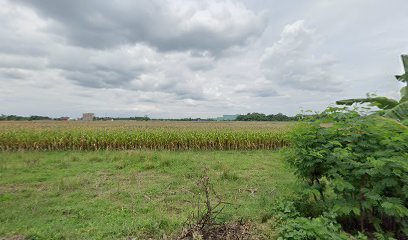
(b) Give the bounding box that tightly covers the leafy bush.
[284,108,408,238]
[272,201,351,240]
[278,215,350,240]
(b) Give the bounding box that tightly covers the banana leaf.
[337,55,408,122]
[384,101,408,122]
[336,97,399,110]
[400,86,408,103]
[395,55,408,83]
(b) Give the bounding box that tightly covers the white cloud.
[0,0,406,118]
[261,20,342,92]
[15,0,266,53]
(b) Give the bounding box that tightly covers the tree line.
[1,113,305,122]
[94,116,150,121]
[0,115,52,121]
[235,112,299,121]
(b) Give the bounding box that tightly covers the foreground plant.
[337,55,408,124]
[285,109,408,238]
[272,201,350,240]
[179,172,251,240]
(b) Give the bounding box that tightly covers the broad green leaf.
[400,86,408,103]
[395,55,408,83]
[402,54,408,73]
[336,97,399,110]
[396,72,408,83]
[384,101,408,121]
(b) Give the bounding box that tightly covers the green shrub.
[272,201,350,240]
[284,108,408,238]
[278,215,350,240]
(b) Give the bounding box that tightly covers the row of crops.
[0,121,291,151]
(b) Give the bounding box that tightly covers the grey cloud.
[64,70,135,89]
[46,46,149,89]
[15,0,266,53]
[1,0,407,118]
[0,3,51,56]
[129,66,208,101]
[234,83,280,97]
[0,31,47,56]
[0,54,47,70]
[58,61,147,89]
[45,44,208,100]
[261,20,342,92]
[186,57,215,71]
[0,68,30,79]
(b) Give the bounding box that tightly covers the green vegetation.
[0,121,291,151]
[272,202,350,240]
[95,116,150,121]
[0,150,296,239]
[236,112,298,121]
[2,56,407,239]
[337,54,408,124]
[272,56,408,239]
[0,115,52,121]
[281,108,408,239]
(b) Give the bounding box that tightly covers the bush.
[272,201,351,240]
[278,215,350,240]
[284,108,408,238]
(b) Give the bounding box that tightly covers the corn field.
[0,121,292,151]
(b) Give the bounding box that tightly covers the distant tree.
[94,115,150,121]
[236,112,297,121]
[28,115,51,121]
[3,115,26,121]
[0,114,51,121]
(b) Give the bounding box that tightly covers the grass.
[0,150,296,239]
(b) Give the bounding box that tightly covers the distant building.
[216,115,238,121]
[82,113,95,121]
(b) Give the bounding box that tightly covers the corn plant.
[0,121,291,151]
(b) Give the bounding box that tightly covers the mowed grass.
[0,150,295,239]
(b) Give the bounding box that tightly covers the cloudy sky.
[0,0,407,118]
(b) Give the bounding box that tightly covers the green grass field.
[0,150,295,239]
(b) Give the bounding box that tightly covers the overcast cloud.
[0,0,407,118]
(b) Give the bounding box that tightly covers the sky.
[0,0,407,118]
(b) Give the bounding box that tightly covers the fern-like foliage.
[285,110,408,238]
